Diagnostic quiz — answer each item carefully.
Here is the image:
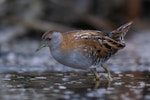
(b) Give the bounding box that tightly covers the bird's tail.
[110,21,133,42]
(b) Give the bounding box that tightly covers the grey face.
[36,32,53,51]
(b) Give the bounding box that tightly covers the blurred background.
[0,0,150,70]
[0,0,150,100]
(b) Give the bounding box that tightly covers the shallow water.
[0,32,150,100]
[0,70,149,100]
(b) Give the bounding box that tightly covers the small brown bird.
[36,21,132,80]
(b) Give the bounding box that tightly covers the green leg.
[91,68,101,81]
[101,63,112,81]
[94,71,101,81]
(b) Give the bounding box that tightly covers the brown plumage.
[61,30,126,61]
[37,21,132,80]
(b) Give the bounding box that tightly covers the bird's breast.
[50,48,93,69]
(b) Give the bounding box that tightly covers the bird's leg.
[94,71,101,81]
[101,63,112,81]
[91,68,101,81]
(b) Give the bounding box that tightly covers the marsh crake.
[36,21,132,80]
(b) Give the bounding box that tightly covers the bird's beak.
[36,42,46,52]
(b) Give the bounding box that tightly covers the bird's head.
[36,30,61,51]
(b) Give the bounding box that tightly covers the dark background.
[0,0,150,68]
[0,1,150,100]
[0,0,149,38]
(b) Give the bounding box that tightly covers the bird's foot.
[94,71,101,81]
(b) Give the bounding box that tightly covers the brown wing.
[60,30,125,62]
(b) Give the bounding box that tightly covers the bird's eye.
[47,38,51,41]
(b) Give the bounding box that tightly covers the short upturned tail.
[110,21,133,42]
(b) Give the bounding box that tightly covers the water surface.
[0,69,149,100]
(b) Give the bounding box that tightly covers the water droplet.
[35,77,47,79]
[62,78,69,81]
[58,86,66,89]
[114,82,123,86]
